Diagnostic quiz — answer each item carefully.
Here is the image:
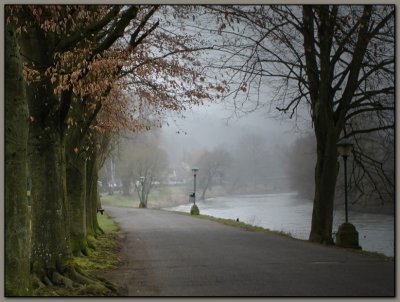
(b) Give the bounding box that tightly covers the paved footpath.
[102,206,395,297]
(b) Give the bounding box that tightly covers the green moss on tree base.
[190,204,200,215]
[30,214,121,296]
[5,280,31,296]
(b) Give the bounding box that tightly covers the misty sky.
[159,100,309,166]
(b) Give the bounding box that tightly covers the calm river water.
[166,193,394,257]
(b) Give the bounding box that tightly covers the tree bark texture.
[66,155,89,255]
[28,124,72,278]
[86,155,102,236]
[5,21,31,296]
[309,131,340,244]
[20,23,73,281]
[65,100,92,255]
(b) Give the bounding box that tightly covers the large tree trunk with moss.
[28,126,73,282]
[20,22,74,284]
[28,129,109,289]
[86,154,102,236]
[66,154,89,255]
[65,98,92,256]
[5,20,31,296]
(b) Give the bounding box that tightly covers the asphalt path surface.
[103,206,395,297]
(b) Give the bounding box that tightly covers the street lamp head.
[192,167,199,176]
[337,138,353,157]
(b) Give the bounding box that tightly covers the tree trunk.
[20,23,74,283]
[201,188,207,201]
[308,84,341,244]
[5,21,31,296]
[66,155,89,255]
[86,159,95,237]
[65,97,92,256]
[303,6,341,245]
[28,126,72,280]
[309,131,340,244]
[122,179,131,196]
[86,155,102,236]
[303,5,373,245]
[200,176,211,200]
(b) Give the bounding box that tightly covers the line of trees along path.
[5,5,212,295]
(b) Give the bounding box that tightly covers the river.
[166,193,394,257]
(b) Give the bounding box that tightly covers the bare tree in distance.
[196,148,232,200]
[228,133,288,194]
[115,132,168,208]
[199,5,394,244]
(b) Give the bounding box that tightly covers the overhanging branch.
[344,124,394,138]
[55,6,122,53]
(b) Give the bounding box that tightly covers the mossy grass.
[73,213,119,272]
[190,204,200,215]
[31,213,121,296]
[97,212,119,233]
[101,194,139,208]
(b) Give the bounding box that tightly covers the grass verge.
[73,213,120,272]
[100,185,187,209]
[351,249,394,261]
[101,194,138,208]
[175,211,293,238]
[97,212,119,233]
[174,210,394,261]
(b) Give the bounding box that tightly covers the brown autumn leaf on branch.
[11,5,223,139]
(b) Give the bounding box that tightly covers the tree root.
[66,266,118,296]
[65,266,98,285]
[31,263,118,296]
[52,271,74,288]
[31,275,45,289]
[30,230,120,296]
[86,235,97,250]
[42,275,54,287]
[96,226,105,235]
[71,237,93,257]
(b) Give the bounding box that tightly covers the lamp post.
[336,138,353,223]
[192,167,198,204]
[190,167,199,215]
[139,176,146,208]
[335,138,360,249]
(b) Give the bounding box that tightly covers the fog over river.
[166,193,394,257]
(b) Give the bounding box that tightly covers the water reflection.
[166,193,394,257]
